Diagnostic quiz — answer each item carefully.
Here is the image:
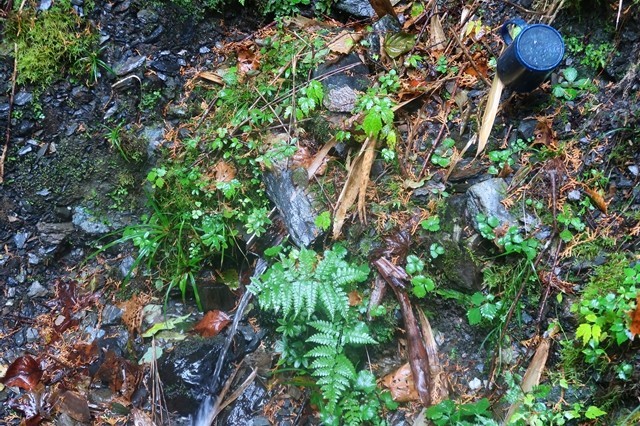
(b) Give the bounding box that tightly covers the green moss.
[582,253,628,300]
[4,0,98,88]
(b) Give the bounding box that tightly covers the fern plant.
[250,245,394,424]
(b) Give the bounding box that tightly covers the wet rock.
[18,145,33,156]
[113,0,131,13]
[141,125,165,157]
[567,189,581,201]
[13,119,35,137]
[102,304,123,326]
[142,304,163,326]
[14,91,33,106]
[28,252,40,265]
[150,57,181,75]
[114,55,146,76]
[72,206,111,235]
[315,54,370,112]
[37,222,74,245]
[137,8,159,24]
[263,161,320,247]
[466,178,515,232]
[468,377,483,391]
[334,0,375,17]
[14,330,25,346]
[13,232,29,249]
[28,281,48,298]
[517,119,537,140]
[158,337,226,414]
[218,380,268,425]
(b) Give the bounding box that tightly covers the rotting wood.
[374,257,431,406]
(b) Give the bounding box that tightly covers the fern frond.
[341,321,377,346]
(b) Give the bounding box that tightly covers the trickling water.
[192,258,267,426]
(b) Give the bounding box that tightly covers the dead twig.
[1,43,18,185]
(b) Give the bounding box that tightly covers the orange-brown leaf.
[1,356,42,391]
[348,290,363,307]
[381,362,420,402]
[193,310,231,338]
[629,296,640,338]
[533,119,557,148]
[584,187,608,214]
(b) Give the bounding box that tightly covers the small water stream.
[192,258,267,426]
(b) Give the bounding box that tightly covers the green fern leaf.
[341,321,377,346]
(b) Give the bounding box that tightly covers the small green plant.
[426,398,497,425]
[487,139,526,175]
[552,67,592,101]
[475,214,539,260]
[566,37,614,70]
[140,88,164,112]
[249,245,393,424]
[355,71,400,147]
[572,261,638,366]
[431,138,456,167]
[420,215,441,232]
[467,291,503,326]
[435,55,459,75]
[557,205,586,242]
[405,254,435,298]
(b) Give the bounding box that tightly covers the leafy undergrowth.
[3,0,640,424]
[106,4,640,424]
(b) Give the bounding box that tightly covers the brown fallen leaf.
[327,31,363,55]
[197,71,225,85]
[584,186,608,214]
[193,310,232,338]
[213,160,236,183]
[1,355,42,391]
[348,290,363,307]
[430,15,446,52]
[56,390,91,423]
[533,119,558,149]
[629,296,640,338]
[381,362,420,402]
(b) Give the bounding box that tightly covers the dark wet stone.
[14,91,33,106]
[218,381,268,425]
[263,162,320,247]
[334,0,375,17]
[159,337,226,415]
[102,304,123,326]
[37,222,74,245]
[114,55,146,76]
[71,0,83,5]
[366,15,402,56]
[142,25,164,44]
[150,57,181,75]
[28,252,40,265]
[18,145,33,156]
[13,120,35,137]
[517,119,537,139]
[137,8,159,24]
[112,0,131,13]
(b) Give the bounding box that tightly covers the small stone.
[55,315,67,327]
[199,46,210,54]
[28,253,40,265]
[14,91,33,106]
[119,256,136,279]
[38,0,53,10]
[72,206,111,234]
[25,328,39,343]
[37,222,74,245]
[70,0,83,5]
[28,281,48,298]
[14,232,29,249]
[113,0,131,13]
[334,0,375,17]
[142,304,163,325]
[18,145,33,156]
[114,55,146,76]
[102,304,123,326]
[628,165,639,176]
[14,330,25,346]
[468,377,483,391]
[567,189,581,201]
[36,189,50,196]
